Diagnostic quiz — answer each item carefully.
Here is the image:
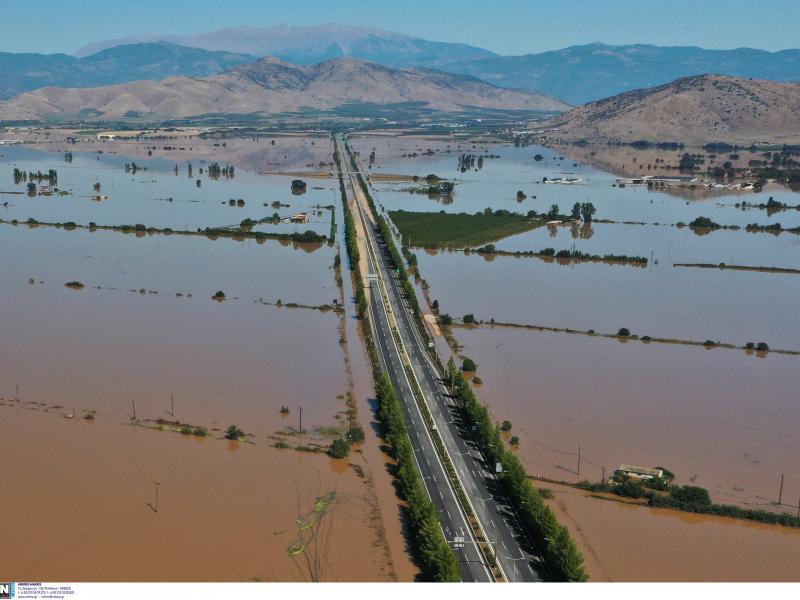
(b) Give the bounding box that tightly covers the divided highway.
[337,136,545,582]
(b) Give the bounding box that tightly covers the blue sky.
[4,0,799,55]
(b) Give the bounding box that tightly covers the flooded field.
[455,325,800,511]
[1,145,337,235]
[352,134,800,229]
[356,132,800,579]
[0,410,391,581]
[417,249,800,349]
[545,483,800,581]
[0,138,411,581]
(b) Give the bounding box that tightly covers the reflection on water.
[0,146,338,234]
[352,135,800,230]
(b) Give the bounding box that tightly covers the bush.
[462,313,476,324]
[461,357,477,372]
[225,425,244,440]
[617,327,631,337]
[509,436,520,446]
[670,485,712,506]
[500,420,512,432]
[756,342,770,352]
[193,427,208,437]
[439,313,453,326]
[347,425,365,444]
[329,437,351,458]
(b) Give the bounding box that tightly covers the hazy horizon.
[3,0,800,56]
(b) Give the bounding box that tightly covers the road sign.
[495,463,503,474]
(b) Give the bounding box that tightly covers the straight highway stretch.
[337,135,545,582]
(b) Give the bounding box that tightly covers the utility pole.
[778,474,784,505]
[602,466,606,483]
[576,442,582,481]
[15,384,20,402]
[153,481,161,513]
[131,400,136,422]
[297,403,303,436]
[169,393,174,418]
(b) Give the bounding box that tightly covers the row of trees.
[333,147,366,319]
[446,358,588,581]
[376,374,461,581]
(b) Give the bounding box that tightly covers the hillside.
[442,44,800,105]
[0,43,255,99]
[537,75,800,145]
[0,57,568,122]
[73,24,496,67]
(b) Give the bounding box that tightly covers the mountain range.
[539,74,800,145]
[0,57,567,122]
[73,24,496,67]
[0,42,255,99]
[443,44,800,105]
[1,24,799,114]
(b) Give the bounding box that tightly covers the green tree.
[580,202,597,222]
[462,357,477,372]
[547,204,560,219]
[571,202,581,220]
[500,420,512,432]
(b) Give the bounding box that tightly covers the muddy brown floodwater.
[545,482,800,581]
[455,325,800,513]
[0,139,414,582]
[0,411,392,581]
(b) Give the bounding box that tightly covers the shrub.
[193,427,208,437]
[461,357,477,372]
[756,342,770,352]
[180,426,193,435]
[500,420,512,432]
[329,437,351,458]
[64,281,84,289]
[509,436,520,446]
[617,327,631,337]
[347,425,365,444]
[462,313,476,324]
[225,425,244,440]
[670,485,712,506]
[439,313,453,326]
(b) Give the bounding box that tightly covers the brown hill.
[538,75,800,145]
[0,57,569,122]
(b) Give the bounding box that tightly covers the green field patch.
[388,209,545,249]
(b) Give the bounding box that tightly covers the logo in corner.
[0,583,14,599]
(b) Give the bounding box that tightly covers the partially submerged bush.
[328,437,351,458]
[461,357,477,372]
[225,424,244,440]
